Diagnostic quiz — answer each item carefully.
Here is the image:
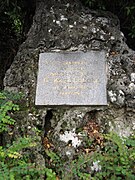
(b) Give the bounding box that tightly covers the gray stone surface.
[3,0,135,165]
[35,51,107,105]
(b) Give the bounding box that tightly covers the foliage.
[92,133,135,179]
[0,92,134,179]
[0,0,35,39]
[125,4,135,38]
[0,91,56,180]
[0,91,20,133]
[0,0,24,37]
[46,132,135,179]
[0,136,56,180]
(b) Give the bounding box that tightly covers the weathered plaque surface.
[35,51,107,105]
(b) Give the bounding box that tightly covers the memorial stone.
[35,51,107,105]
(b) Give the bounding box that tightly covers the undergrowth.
[45,132,135,180]
[0,91,135,179]
[0,91,56,180]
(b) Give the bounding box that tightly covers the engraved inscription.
[35,51,107,105]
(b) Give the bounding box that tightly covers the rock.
[4,0,135,161]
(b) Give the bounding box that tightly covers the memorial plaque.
[35,51,107,105]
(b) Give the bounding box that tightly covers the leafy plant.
[0,136,57,180]
[1,0,23,36]
[1,91,134,179]
[89,132,135,179]
[0,91,20,133]
[125,4,135,38]
[45,132,135,180]
[0,91,56,180]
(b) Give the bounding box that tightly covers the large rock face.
[4,0,135,162]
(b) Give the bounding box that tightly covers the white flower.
[59,129,81,148]
[91,160,101,172]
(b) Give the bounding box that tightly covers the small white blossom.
[91,160,101,172]
[59,129,81,148]
[66,151,71,156]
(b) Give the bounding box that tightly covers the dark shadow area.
[44,110,53,137]
[0,0,36,90]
